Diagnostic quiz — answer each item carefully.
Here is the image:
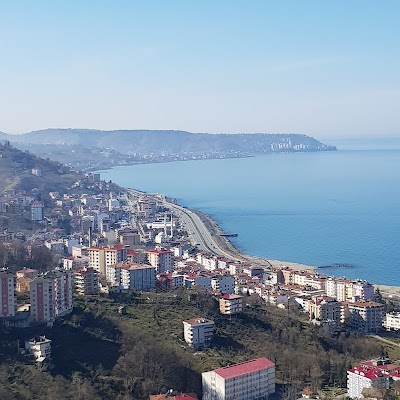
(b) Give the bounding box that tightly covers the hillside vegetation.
[0,142,78,193]
[1,291,398,400]
[1,129,336,170]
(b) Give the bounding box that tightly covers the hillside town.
[1,172,400,400]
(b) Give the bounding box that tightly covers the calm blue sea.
[98,149,400,286]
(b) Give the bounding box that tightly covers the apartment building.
[0,270,16,317]
[88,245,127,276]
[202,358,275,400]
[147,249,173,273]
[15,267,36,293]
[73,268,99,296]
[107,264,131,288]
[326,278,374,302]
[120,232,141,247]
[348,301,385,333]
[183,318,214,348]
[25,336,52,362]
[219,294,243,315]
[308,296,341,324]
[347,359,400,399]
[31,201,44,221]
[30,271,73,325]
[383,312,400,331]
[129,264,156,291]
[211,276,235,295]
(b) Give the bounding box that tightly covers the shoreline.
[125,187,400,298]
[182,203,400,298]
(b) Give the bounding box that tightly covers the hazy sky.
[0,1,399,139]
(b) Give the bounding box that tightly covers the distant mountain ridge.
[0,129,336,171]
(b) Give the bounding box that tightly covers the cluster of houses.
[1,182,399,338]
[2,176,400,399]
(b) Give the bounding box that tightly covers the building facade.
[348,301,385,333]
[219,295,243,315]
[202,358,275,400]
[147,249,173,273]
[31,201,44,222]
[129,264,156,291]
[183,318,214,348]
[0,270,16,317]
[73,268,99,296]
[30,271,73,325]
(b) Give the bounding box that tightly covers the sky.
[0,1,399,139]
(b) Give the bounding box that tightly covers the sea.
[98,143,400,286]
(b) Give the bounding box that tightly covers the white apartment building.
[325,278,374,302]
[183,318,214,348]
[348,301,385,333]
[347,365,390,399]
[31,201,44,221]
[108,198,120,211]
[25,336,52,362]
[184,275,212,290]
[63,256,88,271]
[202,358,275,400]
[383,312,400,331]
[107,264,131,288]
[147,249,173,273]
[0,270,16,317]
[211,276,235,295]
[219,294,243,315]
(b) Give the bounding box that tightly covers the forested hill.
[0,129,336,171]
[3,129,335,155]
[0,141,78,193]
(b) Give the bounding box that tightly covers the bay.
[98,149,400,286]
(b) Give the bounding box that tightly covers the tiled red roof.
[147,249,172,254]
[220,294,243,300]
[214,358,275,379]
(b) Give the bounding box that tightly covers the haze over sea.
[99,144,400,286]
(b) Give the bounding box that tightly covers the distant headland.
[0,129,336,171]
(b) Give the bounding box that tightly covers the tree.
[374,287,384,304]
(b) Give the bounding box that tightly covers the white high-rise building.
[202,358,275,400]
[31,201,44,222]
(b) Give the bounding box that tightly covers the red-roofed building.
[219,294,243,315]
[147,249,173,273]
[347,359,397,399]
[202,357,275,400]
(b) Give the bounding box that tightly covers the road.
[369,334,400,347]
[126,188,266,264]
[161,199,242,260]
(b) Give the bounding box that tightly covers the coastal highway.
[126,189,240,259]
[159,198,243,261]
[126,188,268,265]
